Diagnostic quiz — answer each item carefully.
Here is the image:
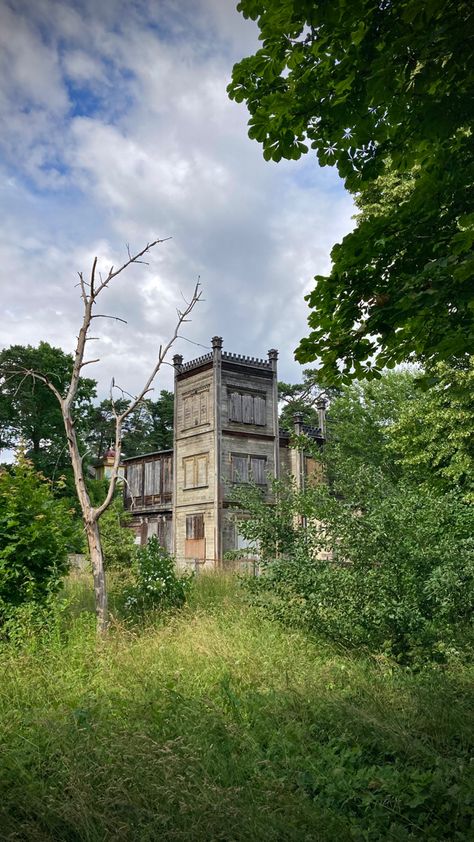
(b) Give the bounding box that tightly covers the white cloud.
[0,0,354,416]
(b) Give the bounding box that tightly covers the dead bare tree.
[14,239,201,633]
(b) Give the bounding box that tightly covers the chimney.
[316,397,327,438]
[293,411,304,436]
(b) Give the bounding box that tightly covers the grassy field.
[0,573,473,841]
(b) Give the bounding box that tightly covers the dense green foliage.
[85,391,174,460]
[242,476,474,664]
[0,343,96,483]
[388,359,474,501]
[229,1,474,381]
[0,454,75,623]
[278,368,334,431]
[236,367,474,664]
[0,344,173,480]
[0,574,472,840]
[124,536,193,616]
[325,368,419,482]
[95,496,136,570]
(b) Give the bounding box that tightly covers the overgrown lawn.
[0,574,472,840]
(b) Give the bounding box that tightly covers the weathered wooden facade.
[122,450,173,551]
[123,338,324,569]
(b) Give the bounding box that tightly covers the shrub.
[0,453,75,625]
[98,496,137,570]
[239,474,474,664]
[124,536,193,616]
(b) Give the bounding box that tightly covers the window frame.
[230,453,267,486]
[228,390,266,426]
[183,452,209,490]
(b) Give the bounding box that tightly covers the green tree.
[0,343,96,482]
[0,452,75,621]
[229,0,474,382]
[241,474,474,664]
[85,391,174,460]
[388,358,474,501]
[91,495,136,570]
[278,369,332,432]
[325,368,419,486]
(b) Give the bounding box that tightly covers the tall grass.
[0,573,473,840]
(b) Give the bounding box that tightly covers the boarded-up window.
[163,456,172,496]
[232,454,267,485]
[250,457,266,485]
[192,394,199,425]
[196,454,208,487]
[231,455,249,483]
[229,392,242,422]
[183,389,209,429]
[254,396,266,426]
[229,391,265,426]
[186,514,204,539]
[183,395,192,428]
[184,457,195,489]
[127,463,142,499]
[183,453,209,489]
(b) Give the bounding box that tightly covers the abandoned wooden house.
[122,337,325,569]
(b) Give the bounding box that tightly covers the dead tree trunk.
[84,518,108,631]
[15,239,201,634]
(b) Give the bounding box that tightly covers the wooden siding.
[124,452,173,510]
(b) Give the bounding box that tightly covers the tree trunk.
[85,518,108,634]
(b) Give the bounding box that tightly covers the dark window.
[186,514,204,539]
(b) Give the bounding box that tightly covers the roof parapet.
[221,350,272,369]
[179,351,213,373]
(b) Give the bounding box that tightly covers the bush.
[97,496,137,570]
[239,474,474,665]
[124,536,193,616]
[0,453,75,625]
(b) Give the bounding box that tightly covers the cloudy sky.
[0,0,354,404]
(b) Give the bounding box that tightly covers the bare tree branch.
[91,315,128,324]
[9,237,199,634]
[95,279,201,519]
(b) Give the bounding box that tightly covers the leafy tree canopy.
[229,0,474,382]
[291,361,474,500]
[85,390,174,460]
[278,368,337,431]
[0,451,76,619]
[0,343,96,482]
[388,358,474,501]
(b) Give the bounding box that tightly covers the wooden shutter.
[144,461,154,495]
[192,394,199,425]
[184,457,195,489]
[184,396,192,428]
[153,459,161,494]
[200,391,208,424]
[128,463,142,498]
[163,456,172,496]
[254,396,266,426]
[250,457,266,485]
[229,392,242,422]
[186,514,204,539]
[196,454,208,487]
[232,455,248,483]
[242,393,254,424]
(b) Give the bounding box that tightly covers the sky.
[0,0,354,407]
